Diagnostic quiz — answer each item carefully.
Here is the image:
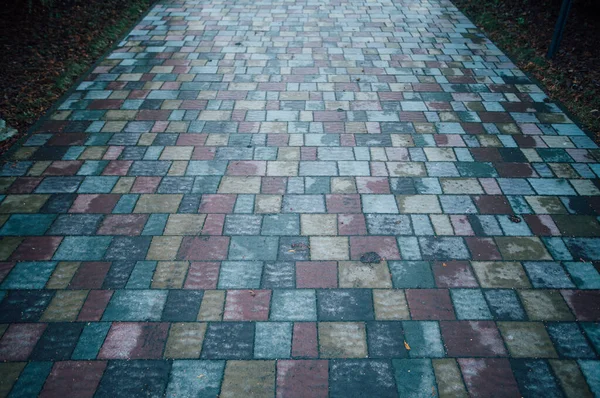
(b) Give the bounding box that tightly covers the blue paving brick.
[392,359,437,398]
[8,361,53,398]
[546,323,596,359]
[0,214,56,236]
[102,290,167,321]
[451,289,493,320]
[254,322,292,359]
[0,262,57,289]
[522,261,575,288]
[388,261,434,288]
[218,261,263,289]
[71,322,112,360]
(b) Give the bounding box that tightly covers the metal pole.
[547,0,573,59]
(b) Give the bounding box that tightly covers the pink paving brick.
[99,322,169,360]
[0,262,15,284]
[102,146,124,160]
[201,214,225,235]
[226,161,267,176]
[356,177,390,194]
[432,261,479,288]
[458,358,521,397]
[43,161,83,176]
[199,194,236,213]
[6,177,43,193]
[69,262,111,289]
[262,177,287,194]
[406,289,456,320]
[101,160,132,176]
[131,177,162,193]
[292,323,319,358]
[77,290,113,321]
[10,237,63,261]
[0,323,46,361]
[192,147,216,160]
[40,361,107,398]
[184,262,220,289]
[464,237,502,261]
[176,133,207,146]
[97,214,148,235]
[561,290,600,321]
[296,262,337,288]
[277,360,328,398]
[450,215,474,236]
[177,236,230,260]
[69,194,120,213]
[326,194,362,213]
[349,236,401,260]
[338,214,367,235]
[441,321,507,357]
[223,290,271,321]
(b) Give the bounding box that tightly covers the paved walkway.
[0,0,599,396]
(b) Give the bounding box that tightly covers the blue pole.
[547,0,573,59]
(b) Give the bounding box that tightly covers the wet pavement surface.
[0,0,599,396]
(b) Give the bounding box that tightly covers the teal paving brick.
[77,176,119,193]
[35,177,83,193]
[564,262,600,289]
[261,214,300,235]
[53,236,112,261]
[497,215,532,236]
[546,323,596,359]
[367,321,408,359]
[581,323,600,354]
[484,289,527,321]
[233,195,255,213]
[254,322,292,359]
[126,261,157,289]
[8,361,53,398]
[261,261,295,288]
[579,360,600,396]
[217,261,263,289]
[329,360,397,397]
[71,322,112,360]
[317,289,374,321]
[419,237,470,260]
[229,236,279,261]
[0,214,56,236]
[166,360,225,398]
[528,178,576,196]
[102,290,168,321]
[226,213,263,236]
[397,237,422,260]
[388,261,434,288]
[201,322,254,359]
[112,194,139,213]
[451,289,493,320]
[141,213,169,235]
[522,261,574,288]
[0,262,57,289]
[542,237,573,261]
[392,359,437,398]
[564,238,600,261]
[511,360,563,398]
[270,289,317,321]
[402,321,445,358]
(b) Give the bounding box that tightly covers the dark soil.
[0,0,155,154]
[452,0,600,142]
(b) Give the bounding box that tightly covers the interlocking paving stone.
[0,0,599,394]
